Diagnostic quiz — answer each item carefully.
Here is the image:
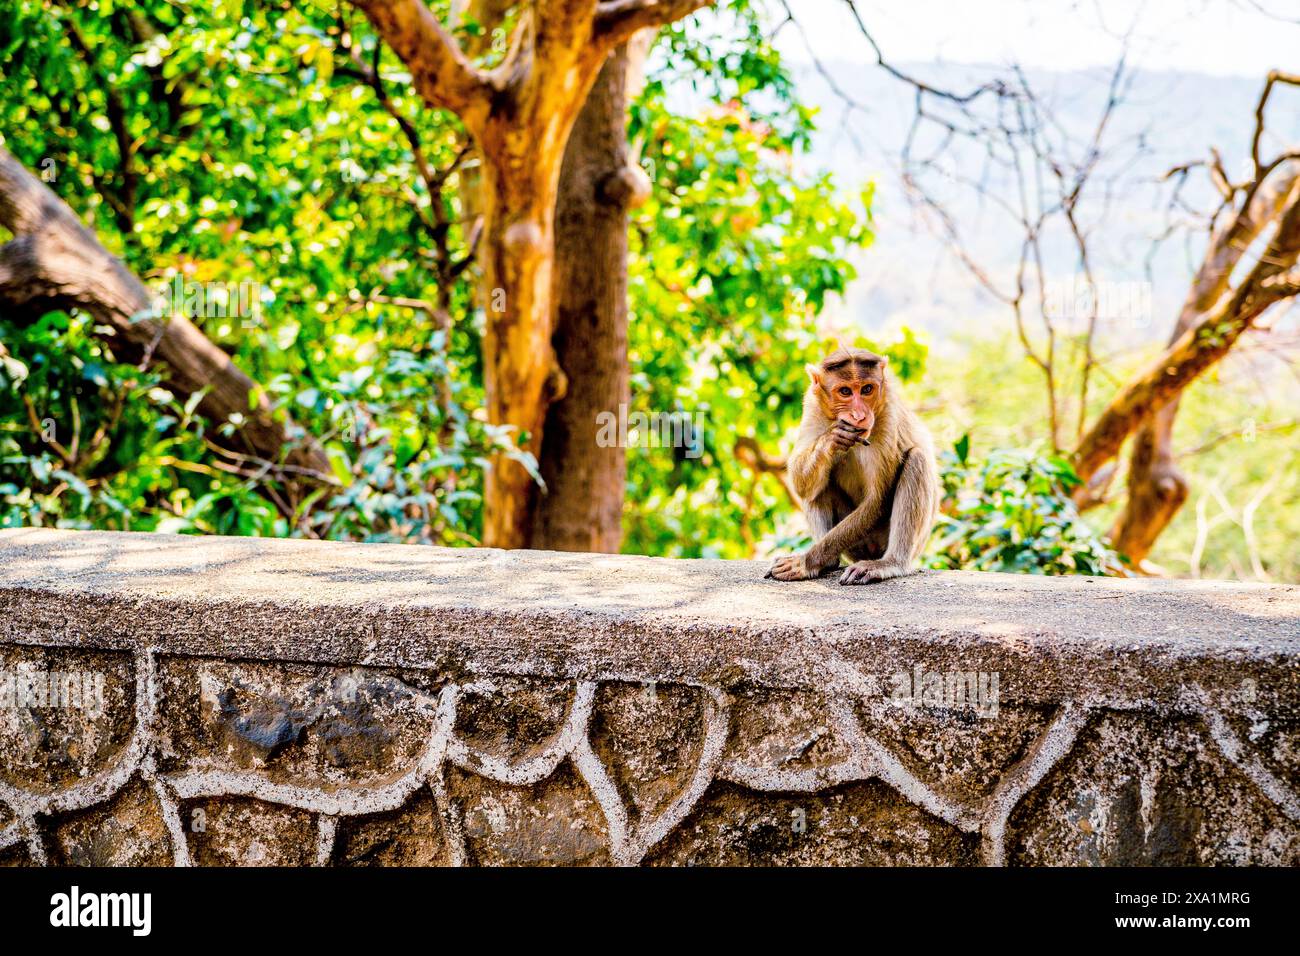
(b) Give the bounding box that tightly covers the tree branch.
[594,0,712,45]
[349,0,493,130]
[1074,177,1300,482]
[1251,70,1300,180]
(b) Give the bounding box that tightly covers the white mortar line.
[427,685,469,866]
[0,821,22,850]
[21,814,47,865]
[315,815,338,866]
[1201,701,1300,823]
[574,685,731,866]
[445,681,595,785]
[980,700,1091,866]
[626,686,731,864]
[148,774,193,867]
[0,647,155,820]
[862,735,982,833]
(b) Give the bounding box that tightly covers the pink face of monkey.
[810,349,888,436]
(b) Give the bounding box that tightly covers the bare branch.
[1250,70,1300,180]
[843,0,1013,107]
[1075,176,1300,482]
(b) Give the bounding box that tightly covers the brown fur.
[767,348,939,584]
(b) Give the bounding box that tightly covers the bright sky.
[777,0,1300,77]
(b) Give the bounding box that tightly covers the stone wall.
[0,528,1296,866]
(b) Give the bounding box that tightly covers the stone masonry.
[0,528,1296,866]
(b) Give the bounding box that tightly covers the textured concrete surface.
[0,527,1296,866]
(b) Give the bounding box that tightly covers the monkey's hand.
[824,421,871,455]
[839,559,911,585]
[766,552,836,581]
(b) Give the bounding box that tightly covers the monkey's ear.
[805,364,823,386]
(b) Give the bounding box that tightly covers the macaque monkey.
[766,347,939,584]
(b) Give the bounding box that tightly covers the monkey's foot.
[839,559,910,585]
[765,552,835,581]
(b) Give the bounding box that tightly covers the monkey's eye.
[862,384,874,396]
[838,386,853,397]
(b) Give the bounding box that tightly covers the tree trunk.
[351,0,711,549]
[1106,162,1300,566]
[0,147,330,502]
[473,64,596,548]
[1073,173,1300,489]
[532,41,651,552]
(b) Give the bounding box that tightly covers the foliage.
[2,3,1288,580]
[0,0,879,556]
[909,332,1299,581]
[623,6,877,557]
[925,436,1124,576]
[0,0,497,542]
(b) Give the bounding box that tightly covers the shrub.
[926,436,1124,576]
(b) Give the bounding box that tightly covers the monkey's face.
[809,349,888,436]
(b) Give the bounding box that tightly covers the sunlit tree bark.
[1101,162,1300,566]
[534,36,653,552]
[351,0,711,548]
[1073,174,1300,512]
